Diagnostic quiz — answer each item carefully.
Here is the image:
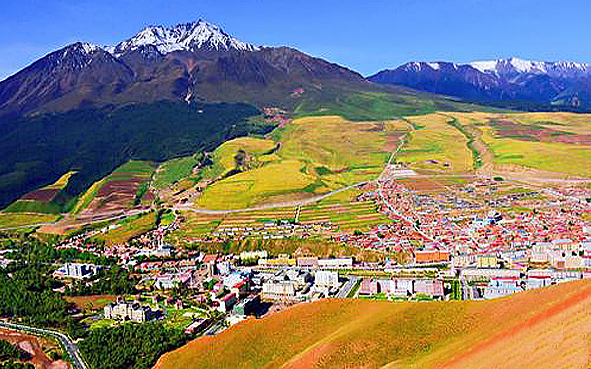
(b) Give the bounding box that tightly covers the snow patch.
[109,19,259,56]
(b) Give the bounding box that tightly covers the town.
[2,171,589,348]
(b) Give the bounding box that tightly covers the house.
[414,250,450,264]
[297,256,320,268]
[239,250,268,261]
[477,255,498,268]
[390,279,414,296]
[359,278,380,295]
[318,257,353,269]
[414,279,444,298]
[231,280,248,298]
[233,295,261,316]
[185,318,211,334]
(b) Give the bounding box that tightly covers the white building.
[104,301,154,322]
[315,270,339,288]
[54,263,101,279]
[262,281,296,301]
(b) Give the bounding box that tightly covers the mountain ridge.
[369,57,591,108]
[0,19,370,116]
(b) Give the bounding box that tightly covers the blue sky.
[1,0,590,80]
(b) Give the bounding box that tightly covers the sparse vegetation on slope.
[155,280,590,369]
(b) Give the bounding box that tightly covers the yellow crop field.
[155,280,591,369]
[44,171,78,190]
[197,160,317,209]
[196,116,408,210]
[399,114,473,173]
[72,178,106,214]
[210,136,278,176]
[0,213,60,228]
[480,126,591,177]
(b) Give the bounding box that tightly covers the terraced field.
[155,280,591,369]
[74,160,156,214]
[2,171,78,214]
[299,201,392,232]
[0,213,60,229]
[92,211,157,245]
[219,207,297,228]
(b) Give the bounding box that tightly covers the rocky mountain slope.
[0,19,368,115]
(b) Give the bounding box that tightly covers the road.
[173,181,369,214]
[336,276,360,298]
[0,321,88,369]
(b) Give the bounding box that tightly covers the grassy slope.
[196,116,407,209]
[154,280,590,369]
[399,114,473,173]
[443,112,591,177]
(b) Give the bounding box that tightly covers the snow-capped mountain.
[369,58,591,108]
[0,19,366,115]
[470,57,591,79]
[107,20,259,56]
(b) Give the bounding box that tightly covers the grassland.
[65,295,117,312]
[153,155,201,189]
[155,280,591,369]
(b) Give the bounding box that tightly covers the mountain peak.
[109,19,259,56]
[469,57,590,76]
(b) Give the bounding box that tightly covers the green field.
[153,155,201,189]
[398,114,474,173]
[445,112,591,177]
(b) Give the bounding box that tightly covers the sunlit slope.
[154,280,590,369]
[442,111,591,178]
[196,116,409,209]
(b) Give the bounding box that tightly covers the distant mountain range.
[0,20,367,115]
[369,57,591,109]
